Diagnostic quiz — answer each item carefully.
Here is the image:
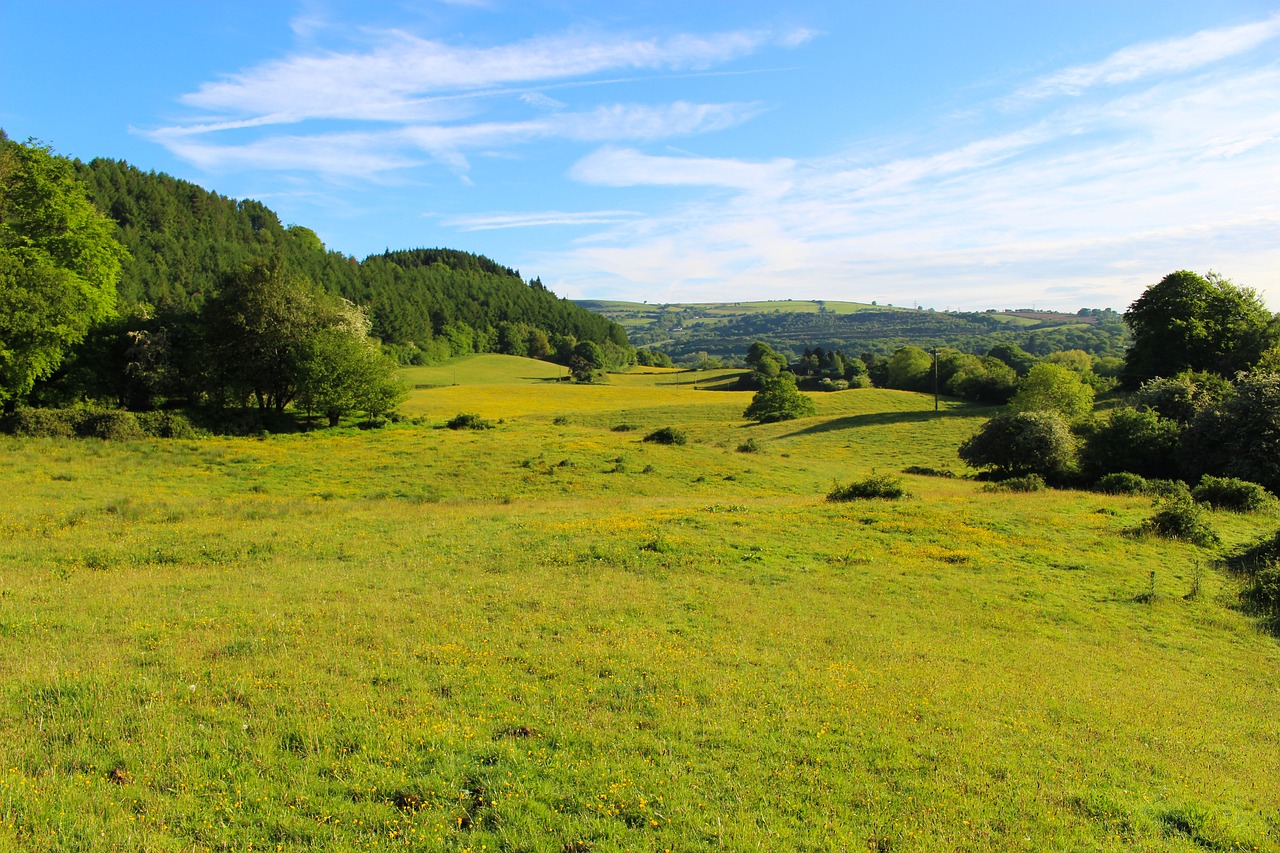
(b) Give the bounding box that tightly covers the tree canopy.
[1007,363,1095,419]
[0,138,125,406]
[1122,270,1278,385]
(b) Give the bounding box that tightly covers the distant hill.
[72,156,627,353]
[577,299,1127,362]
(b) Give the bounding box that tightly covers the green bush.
[81,410,145,441]
[982,474,1046,493]
[1141,497,1218,546]
[1247,565,1280,616]
[1077,407,1181,481]
[135,410,200,439]
[1146,478,1191,499]
[828,473,908,501]
[736,438,762,453]
[1191,475,1271,512]
[643,426,687,446]
[958,410,1077,482]
[446,413,494,430]
[1224,528,1280,616]
[5,408,81,437]
[1093,472,1149,495]
[902,465,955,478]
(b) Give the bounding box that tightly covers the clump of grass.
[1191,475,1271,513]
[982,474,1045,493]
[611,423,639,432]
[446,413,494,430]
[1141,497,1219,546]
[1093,472,1148,495]
[552,415,570,426]
[736,438,762,453]
[828,473,908,501]
[1158,803,1248,850]
[643,426,687,445]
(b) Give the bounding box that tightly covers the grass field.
[1,359,1278,851]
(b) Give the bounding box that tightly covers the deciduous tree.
[0,138,125,407]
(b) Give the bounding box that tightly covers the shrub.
[1146,478,1191,499]
[5,407,81,437]
[1093,472,1149,495]
[135,410,200,439]
[1192,475,1271,512]
[446,413,494,430]
[982,474,1045,493]
[1141,497,1219,546]
[1247,565,1280,616]
[736,438,762,453]
[643,426,687,446]
[610,423,639,432]
[958,410,1077,482]
[902,465,955,478]
[81,410,146,441]
[828,473,908,501]
[1077,407,1181,481]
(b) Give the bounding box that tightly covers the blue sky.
[3,1,1279,311]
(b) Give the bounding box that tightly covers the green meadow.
[1,355,1278,851]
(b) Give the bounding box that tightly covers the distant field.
[1,357,1276,851]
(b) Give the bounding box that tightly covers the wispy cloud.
[443,210,643,230]
[544,43,1280,309]
[1014,13,1280,100]
[151,24,803,176]
[177,27,807,123]
[571,147,794,194]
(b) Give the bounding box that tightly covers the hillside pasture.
[0,365,1278,851]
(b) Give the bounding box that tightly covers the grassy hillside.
[1,359,1277,851]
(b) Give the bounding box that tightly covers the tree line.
[2,135,657,427]
[739,269,1280,502]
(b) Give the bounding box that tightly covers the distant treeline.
[73,157,631,363]
[618,303,1127,364]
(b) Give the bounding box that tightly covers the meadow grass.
[1,372,1278,851]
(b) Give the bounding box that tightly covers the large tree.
[1122,270,1277,385]
[0,138,125,407]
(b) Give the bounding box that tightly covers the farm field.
[1,355,1278,851]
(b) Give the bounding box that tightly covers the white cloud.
[541,57,1280,310]
[443,210,642,230]
[178,27,807,123]
[570,147,795,193]
[1014,12,1280,100]
[520,92,566,111]
[152,23,799,177]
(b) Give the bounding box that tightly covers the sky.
[3,1,1279,312]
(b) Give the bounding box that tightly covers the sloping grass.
[398,353,567,387]
[0,383,1277,851]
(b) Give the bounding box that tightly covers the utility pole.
[932,346,939,412]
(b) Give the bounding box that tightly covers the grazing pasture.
[1,356,1277,851]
